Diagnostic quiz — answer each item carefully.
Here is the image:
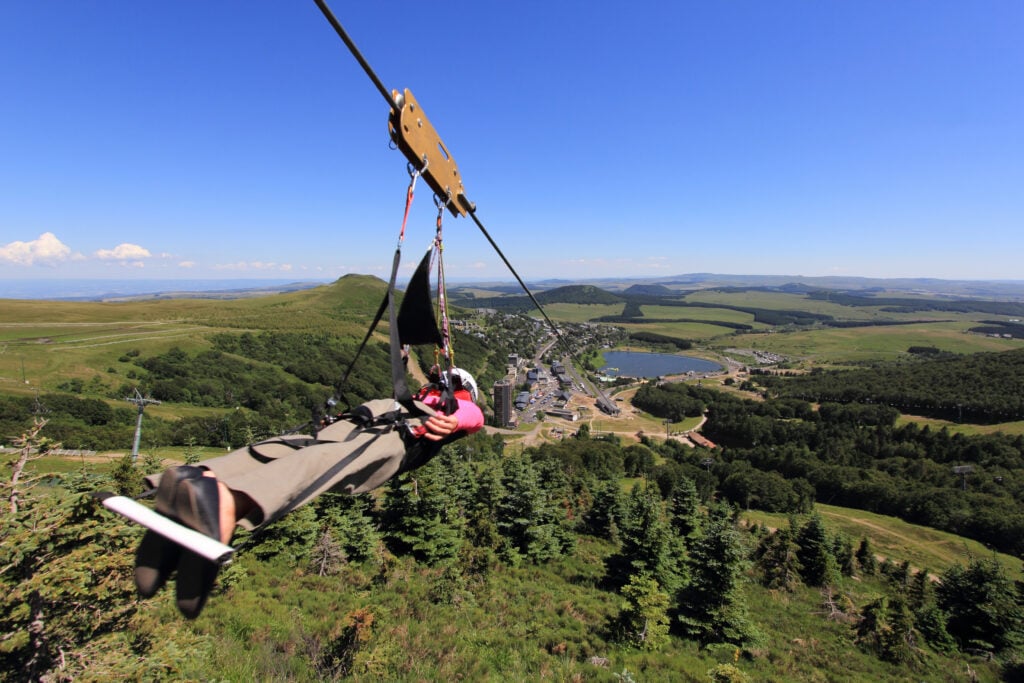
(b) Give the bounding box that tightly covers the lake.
[600,351,722,378]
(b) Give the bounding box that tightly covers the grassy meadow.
[741,503,1024,582]
[638,304,763,325]
[0,277,384,401]
[684,289,954,322]
[896,413,1024,437]
[723,322,1020,365]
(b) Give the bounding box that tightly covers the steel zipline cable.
[312,0,612,405]
[313,0,397,112]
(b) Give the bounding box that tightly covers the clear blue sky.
[2,1,1022,284]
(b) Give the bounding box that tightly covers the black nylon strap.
[334,291,389,399]
[386,247,412,402]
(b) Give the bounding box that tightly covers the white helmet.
[448,367,478,402]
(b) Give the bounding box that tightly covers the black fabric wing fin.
[397,247,443,348]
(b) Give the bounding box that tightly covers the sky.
[2,1,1022,286]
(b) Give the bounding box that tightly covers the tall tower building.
[493,378,514,428]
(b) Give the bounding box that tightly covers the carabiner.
[407,154,429,179]
[433,190,453,211]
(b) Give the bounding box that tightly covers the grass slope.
[0,276,388,398]
[741,504,1023,582]
[148,534,1002,682]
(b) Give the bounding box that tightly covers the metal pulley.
[388,88,473,217]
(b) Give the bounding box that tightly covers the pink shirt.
[420,388,484,434]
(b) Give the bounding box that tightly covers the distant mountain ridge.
[3,273,1024,302]
[0,278,330,302]
[516,274,1024,301]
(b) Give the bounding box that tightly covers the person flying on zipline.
[108,0,590,620]
[134,366,483,618]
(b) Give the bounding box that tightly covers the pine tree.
[5,418,53,514]
[906,567,932,611]
[380,473,421,555]
[914,602,957,654]
[854,596,920,664]
[465,457,505,551]
[248,503,320,562]
[309,524,345,576]
[754,526,802,591]
[936,556,1024,653]
[615,573,671,650]
[529,449,578,554]
[676,503,758,647]
[668,476,700,541]
[604,485,684,595]
[855,537,877,575]
[884,559,912,592]
[832,533,855,577]
[0,421,139,678]
[380,465,463,566]
[314,492,380,563]
[585,479,624,541]
[795,514,840,587]
[110,453,142,497]
[495,456,562,564]
[182,436,203,465]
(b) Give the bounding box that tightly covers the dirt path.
[818,509,959,568]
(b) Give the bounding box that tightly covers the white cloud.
[0,232,72,266]
[641,256,673,270]
[178,261,197,269]
[95,243,152,260]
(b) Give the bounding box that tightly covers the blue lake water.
[600,351,722,378]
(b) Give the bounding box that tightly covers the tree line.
[758,347,1024,424]
[633,380,1024,558]
[3,417,1021,679]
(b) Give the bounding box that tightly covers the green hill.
[2,284,1024,681]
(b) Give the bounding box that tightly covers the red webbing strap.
[434,202,454,368]
[388,170,421,402]
[398,175,416,242]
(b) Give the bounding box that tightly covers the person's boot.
[172,475,223,619]
[133,466,204,598]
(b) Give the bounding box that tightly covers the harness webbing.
[315,0,616,414]
[432,200,454,369]
[332,170,421,416]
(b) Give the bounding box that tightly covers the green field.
[531,292,1023,362]
[684,289,926,321]
[722,322,1020,364]
[624,320,747,341]
[0,279,384,398]
[0,318,219,397]
[897,413,1024,437]
[639,304,760,325]
[538,302,623,322]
